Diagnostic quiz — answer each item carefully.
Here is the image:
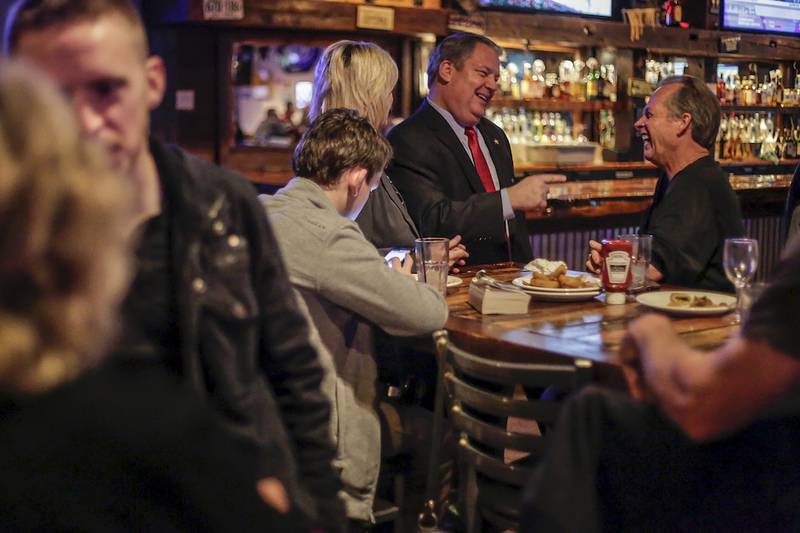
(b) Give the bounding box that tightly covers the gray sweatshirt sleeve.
[317,223,448,336]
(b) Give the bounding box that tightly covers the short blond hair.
[0,62,133,395]
[5,0,148,58]
[310,40,399,129]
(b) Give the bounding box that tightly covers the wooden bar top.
[443,264,739,388]
[545,173,793,202]
[516,158,800,175]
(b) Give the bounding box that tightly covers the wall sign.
[356,5,394,31]
[719,36,741,54]
[203,0,244,21]
[448,13,486,35]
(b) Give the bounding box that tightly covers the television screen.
[722,0,800,35]
[478,0,613,17]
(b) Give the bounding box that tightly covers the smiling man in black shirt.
[588,76,745,291]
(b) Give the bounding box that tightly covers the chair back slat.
[446,372,563,422]
[458,439,533,487]
[450,404,547,455]
[448,342,589,389]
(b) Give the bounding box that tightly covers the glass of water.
[415,237,449,297]
[723,237,759,320]
[618,233,652,290]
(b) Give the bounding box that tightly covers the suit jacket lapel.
[421,102,487,194]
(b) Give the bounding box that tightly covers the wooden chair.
[428,330,592,533]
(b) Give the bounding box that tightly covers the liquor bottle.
[548,112,558,143]
[673,0,683,25]
[757,113,768,143]
[742,77,754,106]
[717,76,726,104]
[725,76,736,105]
[521,63,533,100]
[585,58,599,101]
[539,111,548,143]
[716,113,727,160]
[604,64,617,102]
[761,74,772,106]
[721,114,733,160]
[597,64,607,101]
[663,0,682,27]
[785,126,798,159]
[571,59,586,102]
[776,128,786,159]
[558,60,573,101]
[531,59,546,99]
[532,111,542,144]
[548,72,561,100]
[509,63,521,100]
[775,71,784,106]
[499,65,512,97]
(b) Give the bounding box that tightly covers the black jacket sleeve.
[243,191,345,530]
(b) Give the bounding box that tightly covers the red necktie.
[464,126,496,192]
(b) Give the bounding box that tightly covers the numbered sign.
[203,0,244,21]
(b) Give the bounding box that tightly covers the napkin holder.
[468,271,531,315]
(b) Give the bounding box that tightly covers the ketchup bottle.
[601,239,632,305]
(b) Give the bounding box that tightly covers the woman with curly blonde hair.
[0,61,133,394]
[0,62,302,532]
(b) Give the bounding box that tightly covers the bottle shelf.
[490,98,621,112]
[720,104,800,114]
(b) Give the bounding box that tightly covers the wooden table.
[443,264,740,389]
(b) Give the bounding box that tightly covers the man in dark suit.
[387,32,565,266]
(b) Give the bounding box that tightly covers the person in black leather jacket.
[6,0,343,527]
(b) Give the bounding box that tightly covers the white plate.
[416,274,463,288]
[526,290,601,302]
[512,271,601,293]
[446,276,463,288]
[636,291,736,316]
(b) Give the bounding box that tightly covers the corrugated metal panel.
[530,216,782,281]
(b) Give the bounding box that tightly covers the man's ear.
[676,112,692,138]
[438,59,455,84]
[344,167,369,197]
[145,55,166,111]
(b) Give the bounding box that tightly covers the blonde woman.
[310,40,468,267]
[309,41,460,527]
[0,63,299,532]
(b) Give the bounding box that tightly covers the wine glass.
[723,238,759,321]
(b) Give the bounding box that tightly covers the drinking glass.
[618,233,652,290]
[415,237,449,297]
[723,237,759,320]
